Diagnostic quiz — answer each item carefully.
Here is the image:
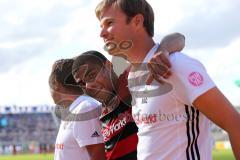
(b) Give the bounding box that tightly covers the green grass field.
[0,149,235,160]
[0,154,52,160]
[212,149,235,160]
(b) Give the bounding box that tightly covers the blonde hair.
[95,0,154,37]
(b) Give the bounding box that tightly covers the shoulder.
[169,52,216,103]
[169,52,206,73]
[170,52,204,66]
[70,95,101,114]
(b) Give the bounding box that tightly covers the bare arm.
[193,87,240,159]
[159,32,185,53]
[86,143,106,160]
[146,32,185,84]
[154,32,185,69]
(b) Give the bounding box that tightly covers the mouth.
[91,87,113,100]
[113,52,128,59]
[90,88,101,98]
[104,38,112,43]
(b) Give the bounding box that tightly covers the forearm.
[159,32,185,53]
[229,129,240,159]
[86,143,106,160]
[226,111,240,160]
[193,87,240,159]
[218,102,240,159]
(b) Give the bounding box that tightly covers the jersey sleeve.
[170,52,216,104]
[72,100,104,147]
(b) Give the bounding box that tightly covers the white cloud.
[0,55,53,105]
[0,0,239,106]
[0,37,46,49]
[152,0,240,49]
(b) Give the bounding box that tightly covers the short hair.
[49,59,83,94]
[72,50,107,76]
[95,0,154,37]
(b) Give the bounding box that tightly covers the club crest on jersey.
[188,72,203,86]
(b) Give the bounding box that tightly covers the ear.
[132,14,144,29]
[104,60,113,70]
[74,71,82,83]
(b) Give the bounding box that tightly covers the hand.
[146,48,172,85]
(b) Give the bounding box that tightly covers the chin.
[107,49,119,56]
[96,92,113,102]
[106,47,121,56]
[112,52,128,60]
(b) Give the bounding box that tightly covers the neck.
[102,94,120,114]
[103,86,118,105]
[127,37,155,65]
[63,95,79,108]
[104,93,115,105]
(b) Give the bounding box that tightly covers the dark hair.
[72,50,107,76]
[49,59,82,93]
[95,0,154,37]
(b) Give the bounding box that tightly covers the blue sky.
[0,0,240,106]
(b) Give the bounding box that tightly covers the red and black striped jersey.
[100,67,138,160]
[100,100,138,160]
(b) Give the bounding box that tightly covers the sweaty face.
[74,61,117,103]
[99,6,135,58]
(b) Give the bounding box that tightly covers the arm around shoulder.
[86,143,106,160]
[159,32,185,53]
[146,33,186,84]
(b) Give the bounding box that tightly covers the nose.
[100,27,107,39]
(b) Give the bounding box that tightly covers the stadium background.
[0,105,239,159]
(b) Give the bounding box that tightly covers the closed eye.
[101,18,114,28]
[86,71,97,82]
[107,20,113,26]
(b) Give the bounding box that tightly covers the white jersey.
[128,44,215,160]
[54,95,104,160]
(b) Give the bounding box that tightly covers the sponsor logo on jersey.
[91,131,100,137]
[102,110,133,141]
[133,110,193,125]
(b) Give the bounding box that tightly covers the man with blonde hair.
[95,0,240,159]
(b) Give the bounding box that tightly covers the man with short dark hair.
[73,51,138,160]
